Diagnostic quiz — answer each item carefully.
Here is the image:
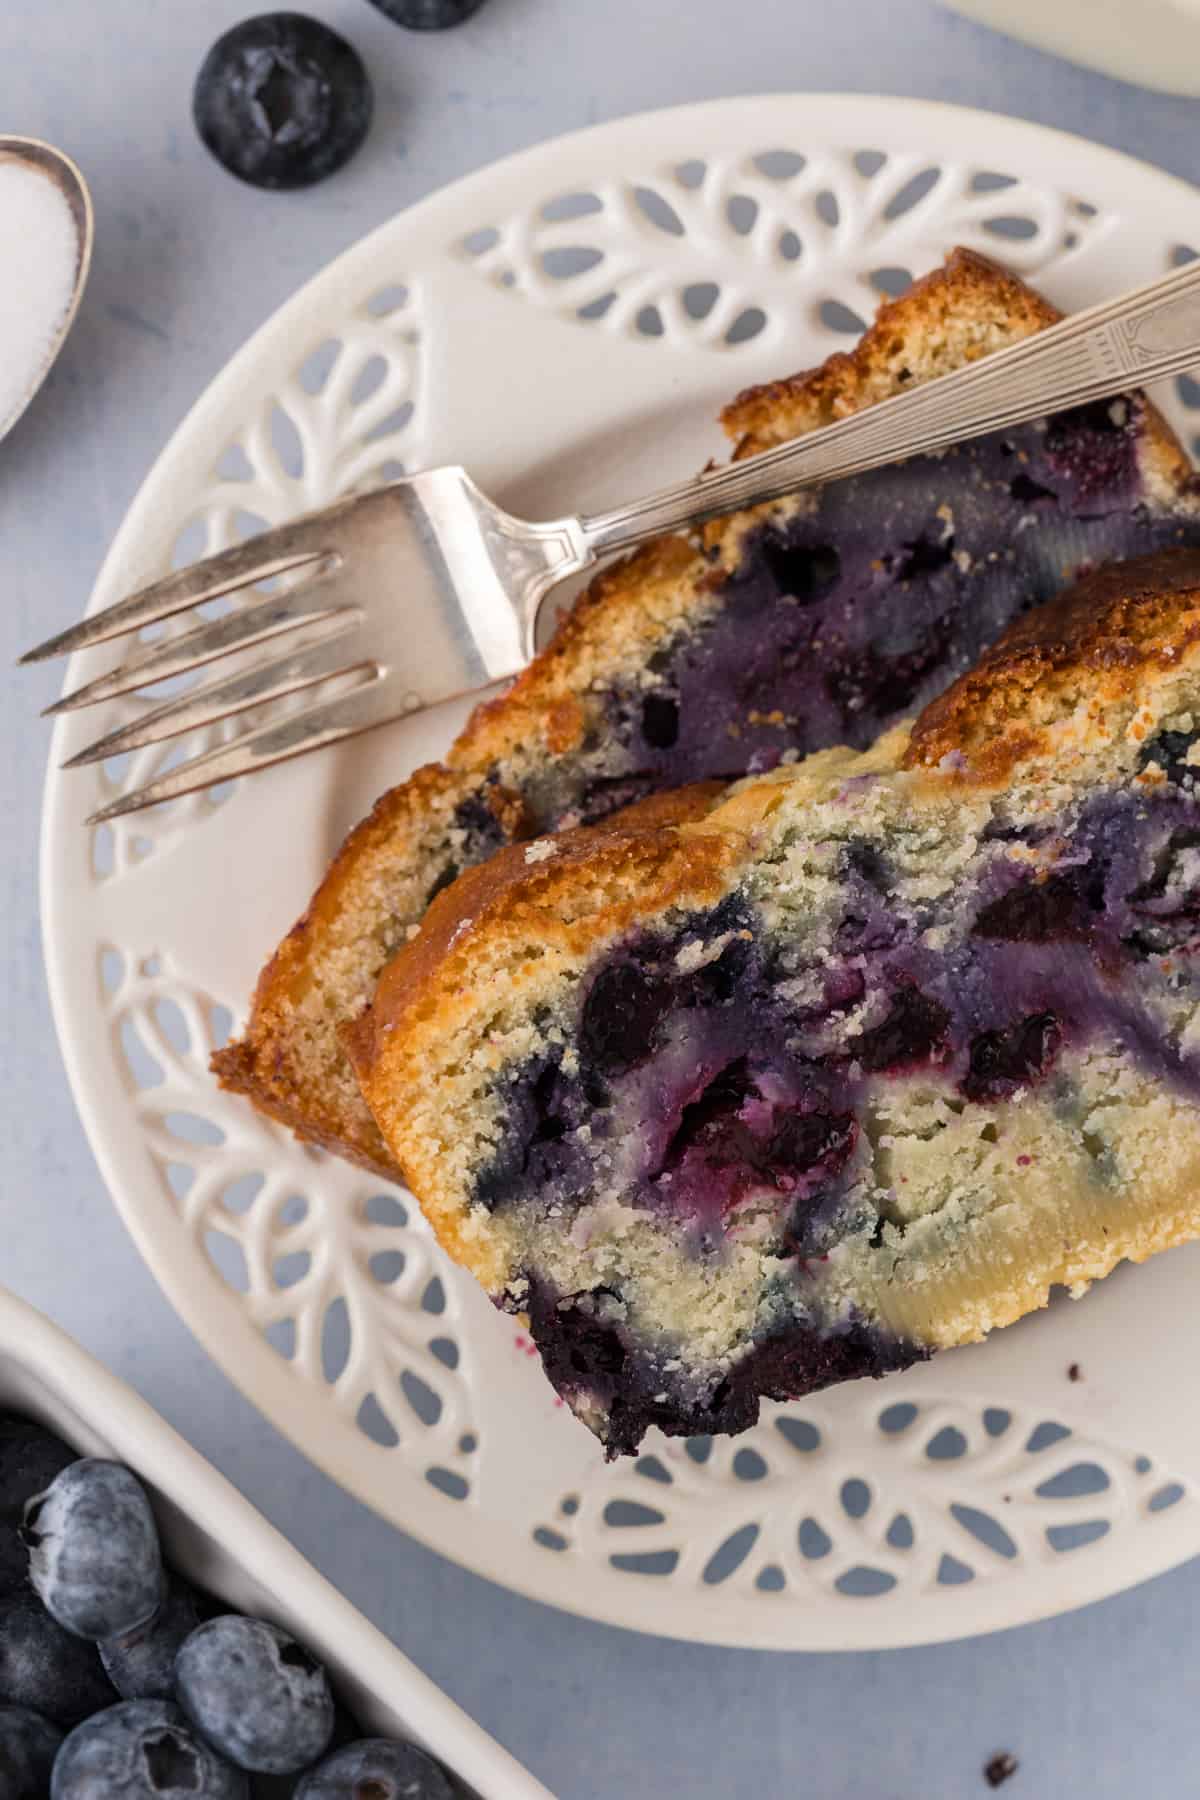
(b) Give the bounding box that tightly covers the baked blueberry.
[0,1705,63,1798]
[24,1460,164,1642]
[365,0,488,28]
[175,1617,333,1775]
[194,14,372,190]
[295,1738,456,1800]
[0,1590,117,1727]
[51,1700,247,1800]
[0,1415,76,1598]
[100,1579,203,1702]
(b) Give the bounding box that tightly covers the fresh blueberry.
[101,1579,203,1702]
[0,1416,76,1598]
[194,14,372,191]
[0,1590,118,1727]
[51,1700,247,1800]
[0,1705,63,1798]
[175,1618,333,1775]
[249,1710,366,1800]
[365,0,488,27]
[24,1460,164,1642]
[295,1739,456,1800]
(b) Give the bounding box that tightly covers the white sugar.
[0,156,79,430]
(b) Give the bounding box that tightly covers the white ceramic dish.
[41,95,1200,1650]
[946,0,1200,99]
[0,1287,550,1799]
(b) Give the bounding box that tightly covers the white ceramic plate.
[0,1288,549,1798]
[41,95,1200,1651]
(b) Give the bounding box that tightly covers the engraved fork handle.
[579,258,1200,560]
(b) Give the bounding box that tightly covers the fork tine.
[85,672,396,824]
[61,633,370,767]
[20,537,334,666]
[45,588,358,715]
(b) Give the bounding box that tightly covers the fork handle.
[578,257,1200,560]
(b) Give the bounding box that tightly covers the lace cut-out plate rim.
[39,94,1200,1650]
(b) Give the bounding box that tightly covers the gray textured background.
[5,2,1200,1794]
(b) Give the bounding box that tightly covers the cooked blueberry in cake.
[350,551,1200,1454]
[215,250,1200,1180]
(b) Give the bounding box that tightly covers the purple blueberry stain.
[528,397,1200,832]
[850,985,952,1074]
[523,1276,923,1459]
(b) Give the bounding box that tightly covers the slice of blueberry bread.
[214,249,1200,1177]
[349,548,1200,1456]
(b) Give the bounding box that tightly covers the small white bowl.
[0,1287,552,1800]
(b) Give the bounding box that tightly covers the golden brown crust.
[583,779,729,833]
[722,249,1061,455]
[904,547,1200,781]
[211,762,479,1176]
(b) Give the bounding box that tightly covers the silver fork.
[25,257,1200,825]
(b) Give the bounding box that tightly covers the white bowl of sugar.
[0,136,92,441]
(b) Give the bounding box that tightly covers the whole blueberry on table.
[0,1704,63,1798]
[0,1590,117,1727]
[295,1739,457,1800]
[101,1579,203,1702]
[175,1617,333,1775]
[0,1415,76,1597]
[194,14,372,190]
[51,1700,248,1800]
[23,1460,163,1641]
[365,0,489,26]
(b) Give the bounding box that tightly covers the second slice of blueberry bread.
[349,548,1200,1456]
[214,249,1200,1175]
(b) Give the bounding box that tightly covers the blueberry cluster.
[0,1413,456,1798]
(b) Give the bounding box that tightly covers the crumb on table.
[985,1751,1019,1788]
